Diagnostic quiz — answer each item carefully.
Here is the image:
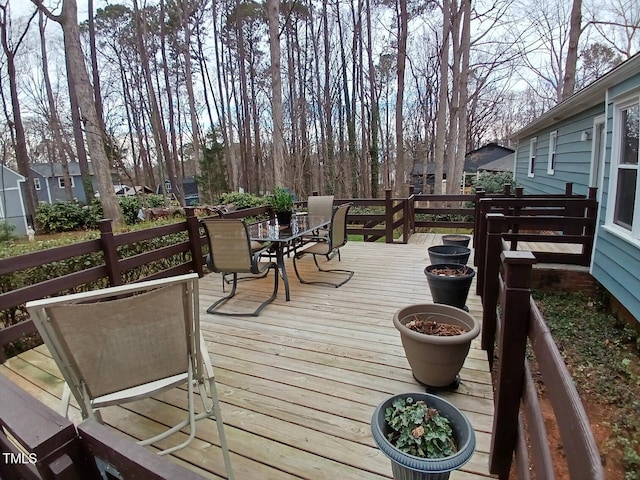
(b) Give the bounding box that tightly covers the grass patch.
[533,290,640,479]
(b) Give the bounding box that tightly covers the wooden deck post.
[98,219,122,287]
[489,251,536,479]
[184,208,204,277]
[385,189,393,243]
[473,188,485,255]
[481,213,505,363]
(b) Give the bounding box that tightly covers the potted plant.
[441,234,471,247]
[427,245,471,266]
[423,263,475,310]
[393,303,480,388]
[371,393,476,480]
[270,187,294,225]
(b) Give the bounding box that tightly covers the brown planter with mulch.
[393,303,480,389]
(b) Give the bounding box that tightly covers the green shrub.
[118,196,142,225]
[218,192,266,209]
[0,222,16,243]
[470,171,516,194]
[145,194,166,208]
[35,201,96,233]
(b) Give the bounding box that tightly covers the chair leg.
[293,252,354,288]
[207,265,278,317]
[207,273,239,314]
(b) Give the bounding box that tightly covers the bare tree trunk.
[33,0,123,226]
[131,0,181,205]
[38,11,72,201]
[266,0,285,187]
[366,0,380,198]
[177,0,202,177]
[0,6,38,221]
[395,0,408,197]
[562,0,582,100]
[434,0,451,195]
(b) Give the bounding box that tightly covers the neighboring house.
[157,177,200,206]
[30,162,98,204]
[412,143,514,193]
[465,143,515,173]
[512,52,640,324]
[0,165,29,236]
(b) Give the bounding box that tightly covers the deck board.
[1,235,496,479]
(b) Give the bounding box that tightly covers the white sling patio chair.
[26,273,234,479]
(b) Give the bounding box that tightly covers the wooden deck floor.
[1,235,495,479]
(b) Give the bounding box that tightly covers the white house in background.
[512,52,640,324]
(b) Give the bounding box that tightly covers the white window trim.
[58,176,75,189]
[547,131,557,175]
[528,137,537,177]
[605,94,640,241]
[34,178,41,190]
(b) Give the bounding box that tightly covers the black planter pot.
[424,264,475,310]
[276,210,293,226]
[427,245,471,266]
[371,392,476,480]
[441,235,471,247]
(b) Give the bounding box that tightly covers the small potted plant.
[371,393,475,480]
[270,187,294,225]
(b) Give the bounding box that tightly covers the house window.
[34,178,41,190]
[58,177,75,189]
[610,100,639,236]
[528,137,537,177]
[547,131,557,175]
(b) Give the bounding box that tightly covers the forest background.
[1,0,638,228]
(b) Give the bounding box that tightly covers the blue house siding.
[513,53,640,324]
[515,105,603,196]
[30,163,98,204]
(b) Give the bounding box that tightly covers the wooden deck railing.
[482,242,604,479]
[0,207,205,363]
[0,374,206,480]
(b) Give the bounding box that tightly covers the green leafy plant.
[218,191,266,209]
[269,187,294,212]
[384,396,457,459]
[0,222,16,243]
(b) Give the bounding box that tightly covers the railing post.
[481,213,505,363]
[98,219,122,287]
[474,200,488,274]
[490,251,536,479]
[503,184,511,195]
[565,182,573,196]
[473,188,485,253]
[185,208,204,277]
[385,189,393,243]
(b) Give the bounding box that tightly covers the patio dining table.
[248,214,331,301]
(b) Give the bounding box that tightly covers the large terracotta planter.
[393,304,480,388]
[424,264,475,310]
[427,245,471,266]
[371,392,476,480]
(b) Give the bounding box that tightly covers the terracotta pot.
[371,392,476,480]
[441,234,470,247]
[393,303,480,388]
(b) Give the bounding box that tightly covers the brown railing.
[0,208,205,363]
[481,244,604,479]
[0,374,206,479]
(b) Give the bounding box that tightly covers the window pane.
[621,105,639,165]
[614,169,636,229]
